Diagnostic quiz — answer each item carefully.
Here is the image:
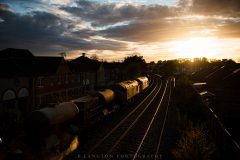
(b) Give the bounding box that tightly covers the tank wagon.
[29,102,79,132]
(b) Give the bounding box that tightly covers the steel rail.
[154,78,172,159]
[106,76,163,154]
[88,75,161,153]
[132,78,169,160]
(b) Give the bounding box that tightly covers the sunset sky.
[0,0,240,62]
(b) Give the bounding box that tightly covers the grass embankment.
[172,74,216,160]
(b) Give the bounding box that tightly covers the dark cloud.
[62,0,240,43]
[0,6,65,52]
[98,19,217,43]
[98,22,167,43]
[0,3,129,55]
[179,0,240,16]
[0,2,10,10]
[62,0,175,27]
[70,29,95,39]
[1,0,240,59]
[216,21,240,38]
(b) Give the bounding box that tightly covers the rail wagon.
[97,89,115,115]
[135,76,149,92]
[29,102,79,131]
[28,77,149,131]
[97,89,115,105]
[71,95,103,127]
[113,80,140,103]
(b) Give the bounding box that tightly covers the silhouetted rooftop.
[0,48,34,58]
[33,56,64,76]
[69,61,101,73]
[70,54,101,73]
[71,55,97,64]
[0,53,64,77]
[102,62,123,69]
[192,61,240,89]
[70,56,123,73]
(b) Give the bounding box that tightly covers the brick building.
[0,49,126,122]
[70,53,106,89]
[32,56,84,108]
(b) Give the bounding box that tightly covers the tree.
[172,123,215,160]
[157,60,163,65]
[160,60,178,75]
[90,54,99,61]
[123,55,146,79]
[149,61,155,65]
[123,55,146,64]
[225,59,236,66]
[59,52,66,58]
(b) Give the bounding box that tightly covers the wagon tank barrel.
[28,102,79,130]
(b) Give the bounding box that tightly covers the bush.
[172,122,215,160]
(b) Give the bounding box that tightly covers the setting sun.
[170,38,220,59]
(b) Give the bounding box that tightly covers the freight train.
[29,76,149,131]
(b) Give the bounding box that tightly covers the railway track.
[87,75,163,155]
[66,75,173,160]
[133,77,173,160]
[85,76,172,160]
[66,75,158,157]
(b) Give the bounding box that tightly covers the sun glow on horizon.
[169,37,220,59]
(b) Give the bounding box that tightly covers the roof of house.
[0,48,124,78]
[192,61,240,88]
[71,55,95,63]
[102,62,123,69]
[0,48,34,58]
[0,57,64,77]
[70,55,101,73]
[69,61,101,73]
[0,48,65,77]
[33,56,64,76]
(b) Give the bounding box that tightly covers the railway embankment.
[169,73,240,160]
[169,74,217,160]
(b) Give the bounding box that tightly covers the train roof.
[98,89,114,104]
[136,76,148,82]
[29,102,79,128]
[71,95,96,103]
[117,80,139,90]
[199,91,215,98]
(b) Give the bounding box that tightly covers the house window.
[36,78,43,87]
[53,93,59,102]
[46,94,53,103]
[38,96,42,105]
[71,75,75,83]
[61,91,66,101]
[61,75,66,84]
[73,88,78,97]
[65,74,68,84]
[3,100,16,109]
[57,76,61,85]
[50,76,54,86]
[77,74,81,82]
